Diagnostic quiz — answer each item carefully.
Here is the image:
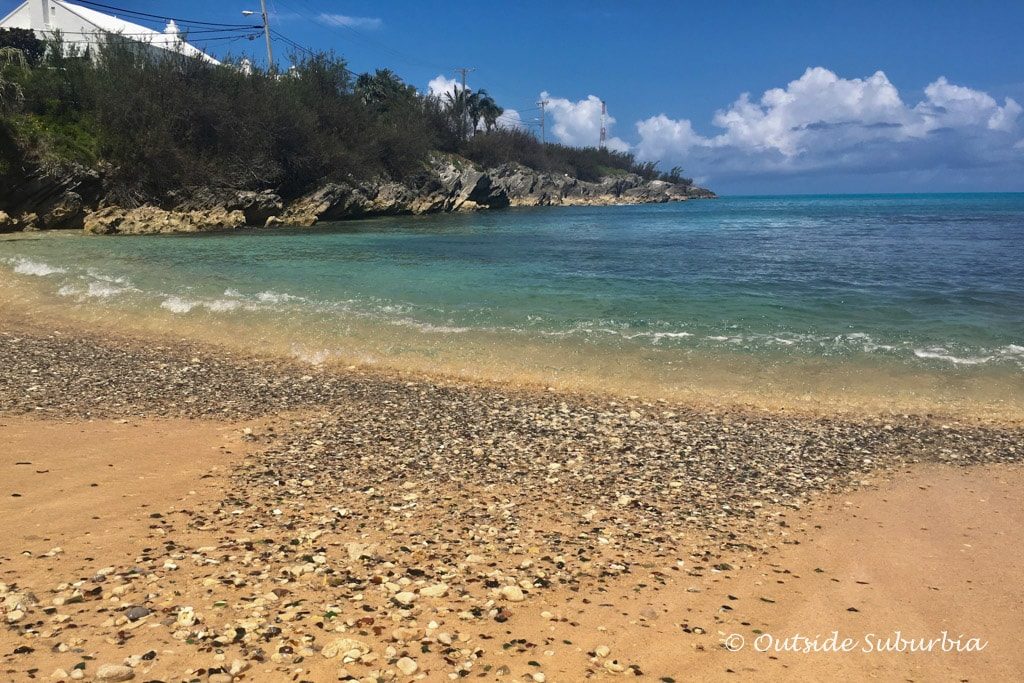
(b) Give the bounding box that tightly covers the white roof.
[1,1,221,64]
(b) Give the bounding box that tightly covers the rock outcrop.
[0,162,102,231]
[2,154,715,235]
[168,188,284,226]
[276,156,513,227]
[83,206,247,235]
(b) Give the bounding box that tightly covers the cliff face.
[1,155,715,236]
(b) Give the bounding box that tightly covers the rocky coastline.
[0,155,715,236]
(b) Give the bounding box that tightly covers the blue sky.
[5,0,1023,194]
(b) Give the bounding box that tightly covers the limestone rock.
[84,206,246,235]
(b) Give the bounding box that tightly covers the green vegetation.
[0,30,686,205]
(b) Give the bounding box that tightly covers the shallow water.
[2,194,1023,415]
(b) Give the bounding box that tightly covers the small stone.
[175,606,196,627]
[595,645,611,658]
[420,583,448,598]
[6,609,24,623]
[499,585,525,602]
[396,657,418,676]
[394,591,417,606]
[125,606,151,622]
[604,659,626,673]
[95,664,135,681]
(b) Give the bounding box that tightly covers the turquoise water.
[3,194,1023,409]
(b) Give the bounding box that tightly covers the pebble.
[125,606,151,621]
[420,583,449,598]
[0,327,1020,683]
[499,585,525,602]
[94,664,135,681]
[396,657,418,675]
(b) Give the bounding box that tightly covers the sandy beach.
[1,316,1023,682]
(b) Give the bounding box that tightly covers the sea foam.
[11,258,66,276]
[913,348,993,366]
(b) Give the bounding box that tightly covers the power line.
[273,0,449,72]
[46,27,260,37]
[270,29,318,58]
[70,0,260,29]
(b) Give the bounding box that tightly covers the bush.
[1,35,672,205]
[0,28,44,65]
[461,128,661,181]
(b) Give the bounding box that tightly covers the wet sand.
[1,317,1022,681]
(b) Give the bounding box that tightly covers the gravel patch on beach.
[1,326,1022,681]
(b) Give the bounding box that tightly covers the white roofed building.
[0,0,220,64]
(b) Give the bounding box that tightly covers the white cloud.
[317,14,383,30]
[496,108,523,130]
[633,67,1023,186]
[539,92,630,152]
[427,74,462,99]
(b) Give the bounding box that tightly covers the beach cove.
[1,194,1023,681]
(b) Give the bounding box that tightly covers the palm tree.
[473,90,504,133]
[444,88,505,138]
[443,87,467,137]
[355,68,415,109]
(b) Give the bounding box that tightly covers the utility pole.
[537,98,549,144]
[259,0,273,68]
[454,67,475,140]
[599,100,607,149]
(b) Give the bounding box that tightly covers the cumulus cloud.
[634,67,1023,187]
[317,14,383,30]
[496,108,523,130]
[427,74,461,99]
[539,92,630,152]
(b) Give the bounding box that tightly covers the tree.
[469,89,503,133]
[0,28,44,66]
[354,68,416,110]
[444,87,504,138]
[443,86,469,139]
[0,47,28,113]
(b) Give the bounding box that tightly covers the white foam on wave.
[52,268,137,300]
[913,347,993,366]
[206,298,242,313]
[394,319,474,334]
[11,257,66,276]
[291,346,333,365]
[256,290,304,304]
[624,331,694,343]
[160,296,196,314]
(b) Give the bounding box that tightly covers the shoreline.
[1,316,1022,680]
[2,273,1022,426]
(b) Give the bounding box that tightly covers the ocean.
[3,193,1023,415]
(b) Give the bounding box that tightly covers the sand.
[1,417,1021,681]
[1,315,1022,682]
